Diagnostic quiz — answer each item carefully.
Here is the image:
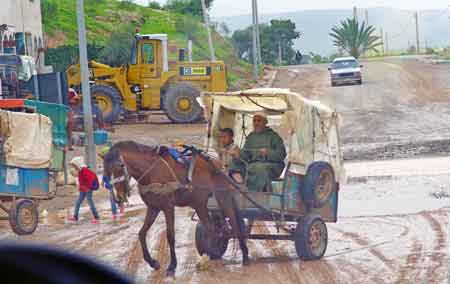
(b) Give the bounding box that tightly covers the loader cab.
[127,34,169,83]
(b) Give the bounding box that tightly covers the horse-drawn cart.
[195,88,344,260]
[0,100,67,235]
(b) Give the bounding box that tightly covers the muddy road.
[2,122,450,283]
[274,57,450,160]
[3,176,450,284]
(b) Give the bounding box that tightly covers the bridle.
[107,146,183,202]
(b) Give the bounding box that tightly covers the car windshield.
[8,1,450,283]
[332,60,358,69]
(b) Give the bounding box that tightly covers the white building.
[0,0,44,64]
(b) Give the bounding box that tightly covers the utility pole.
[76,0,96,169]
[251,0,259,80]
[380,28,385,55]
[415,11,420,54]
[365,9,369,25]
[353,6,358,22]
[201,0,216,61]
[255,0,262,64]
[385,32,389,55]
[188,40,193,62]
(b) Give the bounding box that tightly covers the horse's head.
[102,146,130,205]
[102,142,174,204]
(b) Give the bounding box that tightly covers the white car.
[328,57,363,86]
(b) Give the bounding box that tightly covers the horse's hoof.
[150,260,161,270]
[243,258,250,266]
[166,269,175,277]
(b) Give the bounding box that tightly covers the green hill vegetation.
[41,0,252,89]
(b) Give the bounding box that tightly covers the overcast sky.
[134,0,450,17]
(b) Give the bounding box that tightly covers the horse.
[102,141,249,276]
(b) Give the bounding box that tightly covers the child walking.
[68,156,100,224]
[98,147,125,220]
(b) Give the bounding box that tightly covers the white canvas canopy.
[0,110,53,169]
[200,88,345,183]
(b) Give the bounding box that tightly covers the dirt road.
[274,57,450,160]
[3,175,450,284]
[1,121,450,283]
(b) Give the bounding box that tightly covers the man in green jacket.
[230,112,287,192]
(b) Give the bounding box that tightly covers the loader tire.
[91,85,122,124]
[163,83,202,123]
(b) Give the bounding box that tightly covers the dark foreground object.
[0,242,133,284]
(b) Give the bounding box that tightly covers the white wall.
[0,0,44,58]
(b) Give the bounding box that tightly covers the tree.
[165,0,214,17]
[118,0,135,11]
[231,19,300,65]
[175,16,199,41]
[148,1,162,9]
[219,22,230,37]
[231,26,252,60]
[41,0,58,20]
[99,26,135,67]
[269,20,301,64]
[329,18,382,58]
[45,44,103,72]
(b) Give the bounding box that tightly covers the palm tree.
[329,18,382,58]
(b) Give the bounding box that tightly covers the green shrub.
[148,1,162,9]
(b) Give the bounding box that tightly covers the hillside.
[42,0,252,89]
[217,7,450,56]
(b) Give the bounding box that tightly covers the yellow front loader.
[66,34,227,123]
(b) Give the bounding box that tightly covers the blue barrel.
[94,130,108,145]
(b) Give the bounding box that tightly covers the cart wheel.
[195,222,229,260]
[304,162,336,208]
[9,199,39,236]
[294,213,328,260]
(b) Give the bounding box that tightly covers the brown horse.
[102,141,249,276]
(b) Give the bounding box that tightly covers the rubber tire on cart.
[9,199,39,236]
[304,162,336,208]
[195,222,229,260]
[91,84,122,124]
[331,81,336,87]
[294,213,328,260]
[163,83,203,123]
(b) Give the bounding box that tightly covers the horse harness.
[110,146,197,196]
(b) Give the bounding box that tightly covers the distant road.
[274,57,450,160]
